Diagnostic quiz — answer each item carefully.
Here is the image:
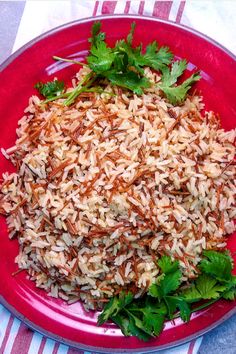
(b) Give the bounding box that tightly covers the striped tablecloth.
[0,1,235,354]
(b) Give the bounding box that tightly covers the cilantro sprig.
[35,21,201,105]
[98,251,236,341]
[34,80,65,99]
[159,60,201,104]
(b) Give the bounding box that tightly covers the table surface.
[0,1,235,354]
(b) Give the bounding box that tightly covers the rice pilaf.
[0,67,235,309]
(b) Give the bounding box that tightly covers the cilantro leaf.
[149,283,162,299]
[159,71,201,105]
[113,51,129,72]
[115,40,173,75]
[222,287,236,300]
[111,313,131,336]
[165,296,191,322]
[181,274,228,302]
[160,270,182,296]
[181,285,202,303]
[195,274,227,299]
[127,22,136,45]
[125,301,165,339]
[143,310,165,336]
[142,42,173,72]
[128,296,167,316]
[144,296,168,315]
[126,312,152,341]
[104,71,150,95]
[177,298,191,322]
[149,257,182,298]
[199,250,234,283]
[97,291,133,325]
[158,255,179,274]
[87,41,115,73]
[34,80,64,99]
[161,59,187,86]
[88,21,105,45]
[87,21,115,73]
[114,40,145,75]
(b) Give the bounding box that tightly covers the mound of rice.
[0,67,235,309]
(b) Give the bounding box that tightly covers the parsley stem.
[63,73,96,106]
[41,75,105,105]
[171,298,219,320]
[85,88,116,96]
[190,298,219,313]
[42,86,114,105]
[53,56,87,67]
[42,92,70,104]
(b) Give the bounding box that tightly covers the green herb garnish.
[98,251,236,341]
[34,80,65,99]
[158,60,201,104]
[35,21,201,105]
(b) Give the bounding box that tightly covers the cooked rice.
[0,67,235,309]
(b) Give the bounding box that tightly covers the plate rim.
[0,14,235,353]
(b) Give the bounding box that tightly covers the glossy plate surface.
[0,16,235,353]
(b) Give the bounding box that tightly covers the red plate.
[0,16,235,352]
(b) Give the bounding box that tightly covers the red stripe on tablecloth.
[38,336,46,354]
[138,1,145,15]
[124,1,131,14]
[52,341,60,354]
[176,0,186,23]
[187,339,197,354]
[152,1,173,20]
[0,315,14,353]
[92,1,99,17]
[101,1,117,14]
[10,323,34,354]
